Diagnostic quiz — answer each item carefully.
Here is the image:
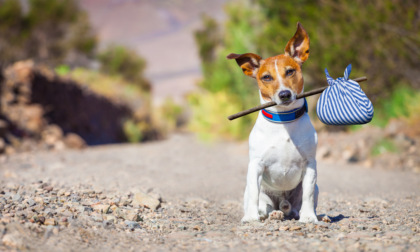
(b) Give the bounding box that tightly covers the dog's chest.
[249,115,315,191]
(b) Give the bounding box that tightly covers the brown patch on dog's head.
[227,22,309,102]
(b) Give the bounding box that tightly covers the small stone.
[125,210,142,222]
[322,216,331,223]
[12,194,22,202]
[2,233,24,249]
[34,197,44,204]
[44,186,53,192]
[91,213,103,222]
[37,216,45,224]
[193,225,201,231]
[44,218,56,226]
[290,226,301,231]
[372,225,380,231]
[133,191,160,210]
[279,226,289,231]
[91,204,110,214]
[124,220,141,230]
[105,215,117,223]
[26,198,36,207]
[63,133,86,149]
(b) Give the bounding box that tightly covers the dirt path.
[1,134,419,251]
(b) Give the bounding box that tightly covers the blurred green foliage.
[191,0,420,140]
[123,119,144,143]
[98,45,151,92]
[371,138,398,156]
[0,0,96,68]
[154,98,184,134]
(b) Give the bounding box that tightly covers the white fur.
[242,91,319,223]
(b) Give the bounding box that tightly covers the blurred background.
[0,0,419,172]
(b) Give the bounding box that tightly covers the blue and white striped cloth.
[316,64,374,125]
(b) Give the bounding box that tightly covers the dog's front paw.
[299,212,318,223]
[269,210,284,221]
[241,214,261,224]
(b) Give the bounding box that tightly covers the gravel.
[0,134,419,251]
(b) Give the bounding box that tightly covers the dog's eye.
[285,69,295,77]
[261,75,273,81]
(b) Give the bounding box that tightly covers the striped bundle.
[316,64,374,125]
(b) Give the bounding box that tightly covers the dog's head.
[227,22,310,107]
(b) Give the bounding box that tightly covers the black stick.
[227,76,367,121]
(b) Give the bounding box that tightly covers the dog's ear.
[227,53,262,78]
[285,22,310,65]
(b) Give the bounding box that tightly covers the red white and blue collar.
[261,99,308,123]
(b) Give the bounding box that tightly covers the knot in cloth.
[316,64,374,125]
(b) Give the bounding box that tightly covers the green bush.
[371,86,420,127]
[98,45,150,92]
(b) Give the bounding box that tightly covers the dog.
[227,22,319,223]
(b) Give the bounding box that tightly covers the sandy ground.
[1,133,419,251]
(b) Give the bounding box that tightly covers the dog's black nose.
[279,90,292,101]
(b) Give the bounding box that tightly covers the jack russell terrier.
[227,22,319,223]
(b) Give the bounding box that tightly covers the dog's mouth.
[280,100,294,106]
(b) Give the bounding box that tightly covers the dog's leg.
[258,191,274,219]
[299,160,318,223]
[241,160,263,223]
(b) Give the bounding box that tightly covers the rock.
[2,233,24,249]
[279,226,290,231]
[124,220,141,230]
[4,146,15,155]
[26,198,36,207]
[91,204,110,214]
[316,146,331,160]
[64,133,86,149]
[342,146,359,163]
[125,210,142,222]
[44,186,53,192]
[12,193,22,202]
[34,197,44,205]
[133,191,160,210]
[322,216,331,223]
[37,216,46,224]
[44,218,56,226]
[290,226,302,231]
[41,125,63,146]
[90,213,103,222]
[105,215,117,223]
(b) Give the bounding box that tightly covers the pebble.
[322,215,331,223]
[124,220,141,230]
[12,194,22,202]
[44,218,56,226]
[133,192,160,210]
[290,226,301,231]
[0,182,418,251]
[91,204,110,214]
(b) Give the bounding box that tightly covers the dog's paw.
[299,212,318,223]
[241,214,261,224]
[268,210,284,221]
